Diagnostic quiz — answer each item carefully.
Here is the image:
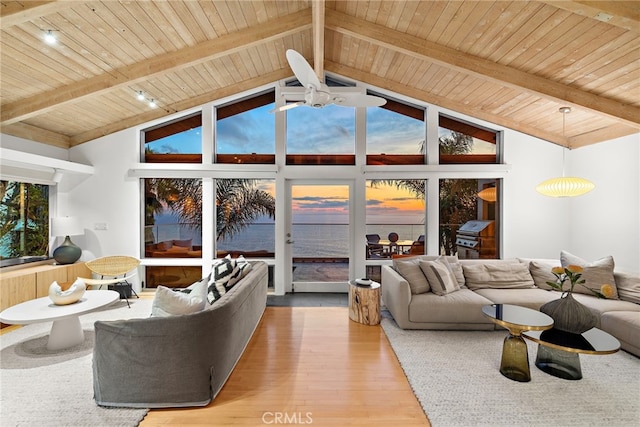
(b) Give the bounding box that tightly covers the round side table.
[348,280,381,326]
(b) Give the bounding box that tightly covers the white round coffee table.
[0,290,120,350]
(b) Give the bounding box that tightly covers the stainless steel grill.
[456,220,496,259]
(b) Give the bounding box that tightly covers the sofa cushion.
[151,285,206,317]
[393,257,431,294]
[419,258,460,296]
[207,257,236,304]
[615,271,640,304]
[462,262,535,290]
[600,311,640,356]
[571,293,640,319]
[408,288,494,324]
[528,260,558,290]
[474,288,558,310]
[560,251,619,299]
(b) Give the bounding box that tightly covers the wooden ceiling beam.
[541,1,640,33]
[568,123,640,149]
[326,9,640,129]
[312,0,325,81]
[1,8,311,126]
[0,122,71,148]
[327,60,568,147]
[69,69,291,146]
[0,1,65,29]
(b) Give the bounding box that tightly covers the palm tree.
[145,178,275,241]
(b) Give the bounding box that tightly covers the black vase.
[53,235,82,265]
[540,293,597,334]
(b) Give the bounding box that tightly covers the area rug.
[381,316,640,427]
[0,298,153,426]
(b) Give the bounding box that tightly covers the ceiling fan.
[271,49,387,113]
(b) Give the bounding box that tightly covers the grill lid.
[457,220,494,235]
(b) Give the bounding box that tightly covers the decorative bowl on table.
[355,278,372,286]
[49,279,86,305]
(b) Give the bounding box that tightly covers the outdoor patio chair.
[366,234,385,258]
[79,256,140,308]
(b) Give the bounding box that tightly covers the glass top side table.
[524,327,620,380]
[482,304,554,382]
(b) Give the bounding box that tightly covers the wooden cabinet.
[0,262,91,319]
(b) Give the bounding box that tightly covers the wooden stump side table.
[348,280,381,326]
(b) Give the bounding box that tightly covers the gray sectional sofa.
[92,261,268,408]
[381,254,640,357]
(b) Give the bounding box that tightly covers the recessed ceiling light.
[148,99,157,108]
[44,30,56,45]
[137,91,145,101]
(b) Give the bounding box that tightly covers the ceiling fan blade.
[333,93,387,108]
[269,101,304,113]
[286,49,321,90]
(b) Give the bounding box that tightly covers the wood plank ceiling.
[1,0,638,150]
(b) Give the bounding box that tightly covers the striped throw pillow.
[419,258,460,296]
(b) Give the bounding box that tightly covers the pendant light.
[477,186,496,202]
[536,107,595,197]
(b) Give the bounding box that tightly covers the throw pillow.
[419,258,460,296]
[462,262,535,290]
[528,261,558,291]
[227,255,252,289]
[560,251,619,299]
[182,276,209,300]
[393,257,431,294]
[207,256,235,304]
[151,285,206,317]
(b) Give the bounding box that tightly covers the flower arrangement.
[547,265,614,299]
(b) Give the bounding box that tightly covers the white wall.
[568,134,640,273]
[66,128,141,260]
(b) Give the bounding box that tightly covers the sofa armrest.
[93,312,217,408]
[615,271,640,305]
[381,265,413,328]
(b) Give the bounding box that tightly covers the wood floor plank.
[140,307,430,426]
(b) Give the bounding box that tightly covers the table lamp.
[51,217,83,264]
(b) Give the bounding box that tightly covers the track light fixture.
[148,99,157,108]
[44,30,57,45]
[136,91,145,101]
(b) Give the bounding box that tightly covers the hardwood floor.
[140,307,430,426]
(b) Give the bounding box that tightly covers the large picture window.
[366,179,426,259]
[0,181,49,266]
[439,178,500,259]
[366,95,425,165]
[216,91,275,164]
[286,104,355,165]
[215,179,275,258]
[143,113,202,163]
[144,178,202,259]
[439,115,498,164]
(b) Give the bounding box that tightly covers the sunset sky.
[148,102,451,226]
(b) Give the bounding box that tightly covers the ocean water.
[151,223,424,257]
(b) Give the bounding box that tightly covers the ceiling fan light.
[535,177,595,198]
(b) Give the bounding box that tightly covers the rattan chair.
[80,256,140,307]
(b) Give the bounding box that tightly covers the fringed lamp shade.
[477,187,497,202]
[535,177,595,198]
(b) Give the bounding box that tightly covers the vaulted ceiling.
[1,1,638,150]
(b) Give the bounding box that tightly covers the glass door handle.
[286,239,295,244]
